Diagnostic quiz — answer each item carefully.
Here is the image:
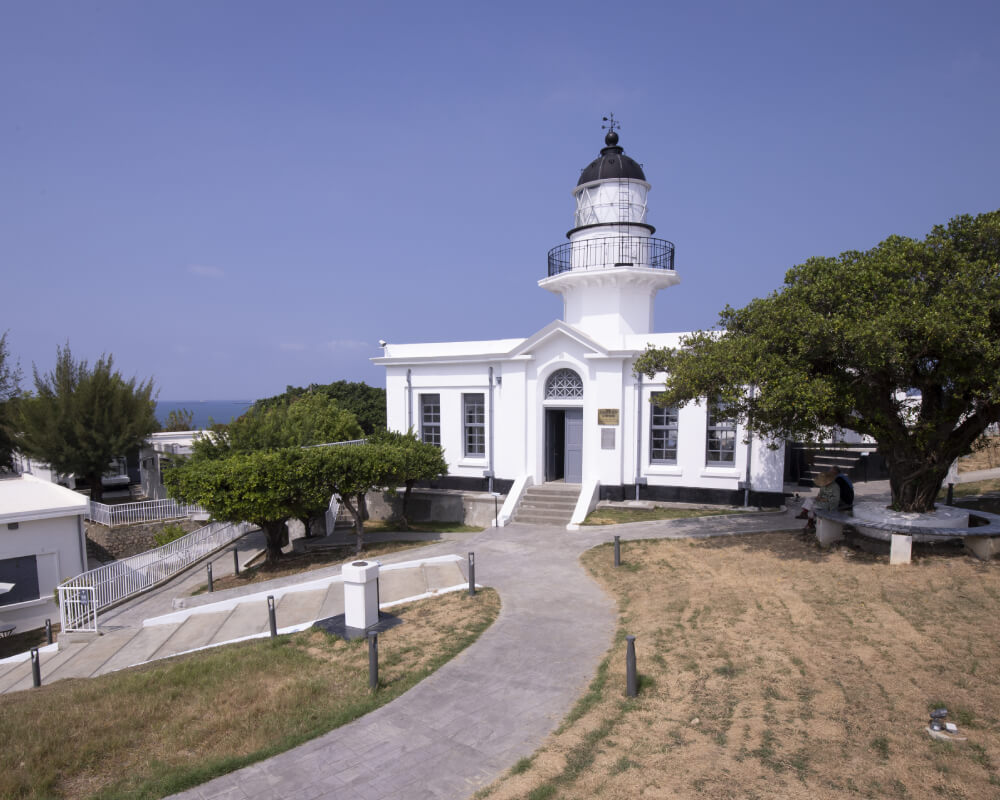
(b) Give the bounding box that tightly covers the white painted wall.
[0,514,86,631]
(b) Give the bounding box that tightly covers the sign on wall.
[597,408,619,426]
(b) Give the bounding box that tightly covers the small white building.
[139,430,203,500]
[0,473,89,631]
[374,129,785,513]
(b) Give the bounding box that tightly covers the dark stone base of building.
[421,476,515,495]
[601,484,786,508]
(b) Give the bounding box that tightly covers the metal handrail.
[87,498,206,527]
[547,235,675,277]
[58,519,252,631]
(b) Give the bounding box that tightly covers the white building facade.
[375,130,785,510]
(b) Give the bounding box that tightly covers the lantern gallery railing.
[547,235,675,277]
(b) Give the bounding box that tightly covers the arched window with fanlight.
[545,368,583,399]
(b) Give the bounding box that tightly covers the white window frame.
[649,403,678,464]
[420,393,441,447]
[463,393,485,458]
[706,401,736,465]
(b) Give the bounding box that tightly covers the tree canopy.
[161,408,194,432]
[18,344,158,501]
[192,392,363,461]
[370,429,448,528]
[255,381,386,434]
[634,210,1000,512]
[0,332,22,471]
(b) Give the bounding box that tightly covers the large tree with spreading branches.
[634,210,1000,513]
[18,344,158,501]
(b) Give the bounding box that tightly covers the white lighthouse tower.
[538,118,679,342]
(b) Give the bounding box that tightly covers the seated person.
[834,470,854,509]
[799,468,841,531]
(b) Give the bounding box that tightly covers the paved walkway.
[167,508,808,800]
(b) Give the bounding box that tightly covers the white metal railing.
[87,498,206,527]
[58,519,252,631]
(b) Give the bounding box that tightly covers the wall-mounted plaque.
[597,408,619,426]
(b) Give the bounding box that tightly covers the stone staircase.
[513,482,580,526]
[799,448,865,487]
[0,558,466,695]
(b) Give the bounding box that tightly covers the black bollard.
[233,546,240,576]
[614,535,621,567]
[368,631,379,690]
[947,483,954,505]
[45,618,53,645]
[31,648,41,688]
[267,595,277,638]
[626,635,637,697]
[207,563,214,593]
[468,552,476,596]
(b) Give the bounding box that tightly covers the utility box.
[343,560,380,630]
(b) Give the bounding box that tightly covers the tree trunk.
[339,495,366,554]
[883,451,952,513]
[400,480,415,531]
[87,472,104,503]
[261,520,287,565]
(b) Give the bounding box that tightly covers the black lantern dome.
[576,130,647,186]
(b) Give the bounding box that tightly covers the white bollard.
[889,534,913,565]
[343,560,380,630]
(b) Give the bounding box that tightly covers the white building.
[374,129,785,517]
[0,473,89,631]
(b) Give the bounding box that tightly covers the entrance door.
[564,408,583,484]
[545,408,583,484]
[545,409,565,482]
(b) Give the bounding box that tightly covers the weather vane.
[601,113,620,134]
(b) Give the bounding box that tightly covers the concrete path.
[167,509,805,800]
[0,551,467,695]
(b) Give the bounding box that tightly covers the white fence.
[88,498,206,527]
[58,519,253,632]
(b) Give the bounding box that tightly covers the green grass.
[582,506,743,526]
[0,589,499,800]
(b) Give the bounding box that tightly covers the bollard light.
[368,631,379,690]
[468,552,476,596]
[207,563,214,593]
[45,618,53,645]
[947,483,954,505]
[233,546,240,576]
[267,595,277,638]
[31,648,41,688]
[614,535,621,567]
[626,635,637,697]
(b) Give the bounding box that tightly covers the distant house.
[0,473,88,632]
[139,431,203,500]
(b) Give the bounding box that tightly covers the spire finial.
[602,113,620,146]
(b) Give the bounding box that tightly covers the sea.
[155,400,255,430]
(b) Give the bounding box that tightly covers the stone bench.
[812,503,1000,563]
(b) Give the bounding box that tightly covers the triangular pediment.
[505,320,609,359]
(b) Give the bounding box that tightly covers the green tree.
[18,344,158,502]
[634,210,1000,513]
[192,392,363,461]
[164,447,338,564]
[162,408,195,432]
[0,331,22,470]
[371,429,448,529]
[256,381,386,434]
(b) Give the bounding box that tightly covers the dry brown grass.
[481,533,1000,800]
[959,435,1000,472]
[0,589,499,800]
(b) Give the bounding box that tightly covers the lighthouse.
[538,120,680,341]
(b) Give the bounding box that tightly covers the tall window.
[463,393,485,457]
[545,368,583,399]
[420,394,441,447]
[650,403,678,464]
[706,401,736,464]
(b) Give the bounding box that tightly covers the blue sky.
[3,1,998,401]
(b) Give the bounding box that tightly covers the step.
[44,628,140,680]
[95,625,181,674]
[210,598,273,643]
[149,610,233,660]
[518,498,577,511]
